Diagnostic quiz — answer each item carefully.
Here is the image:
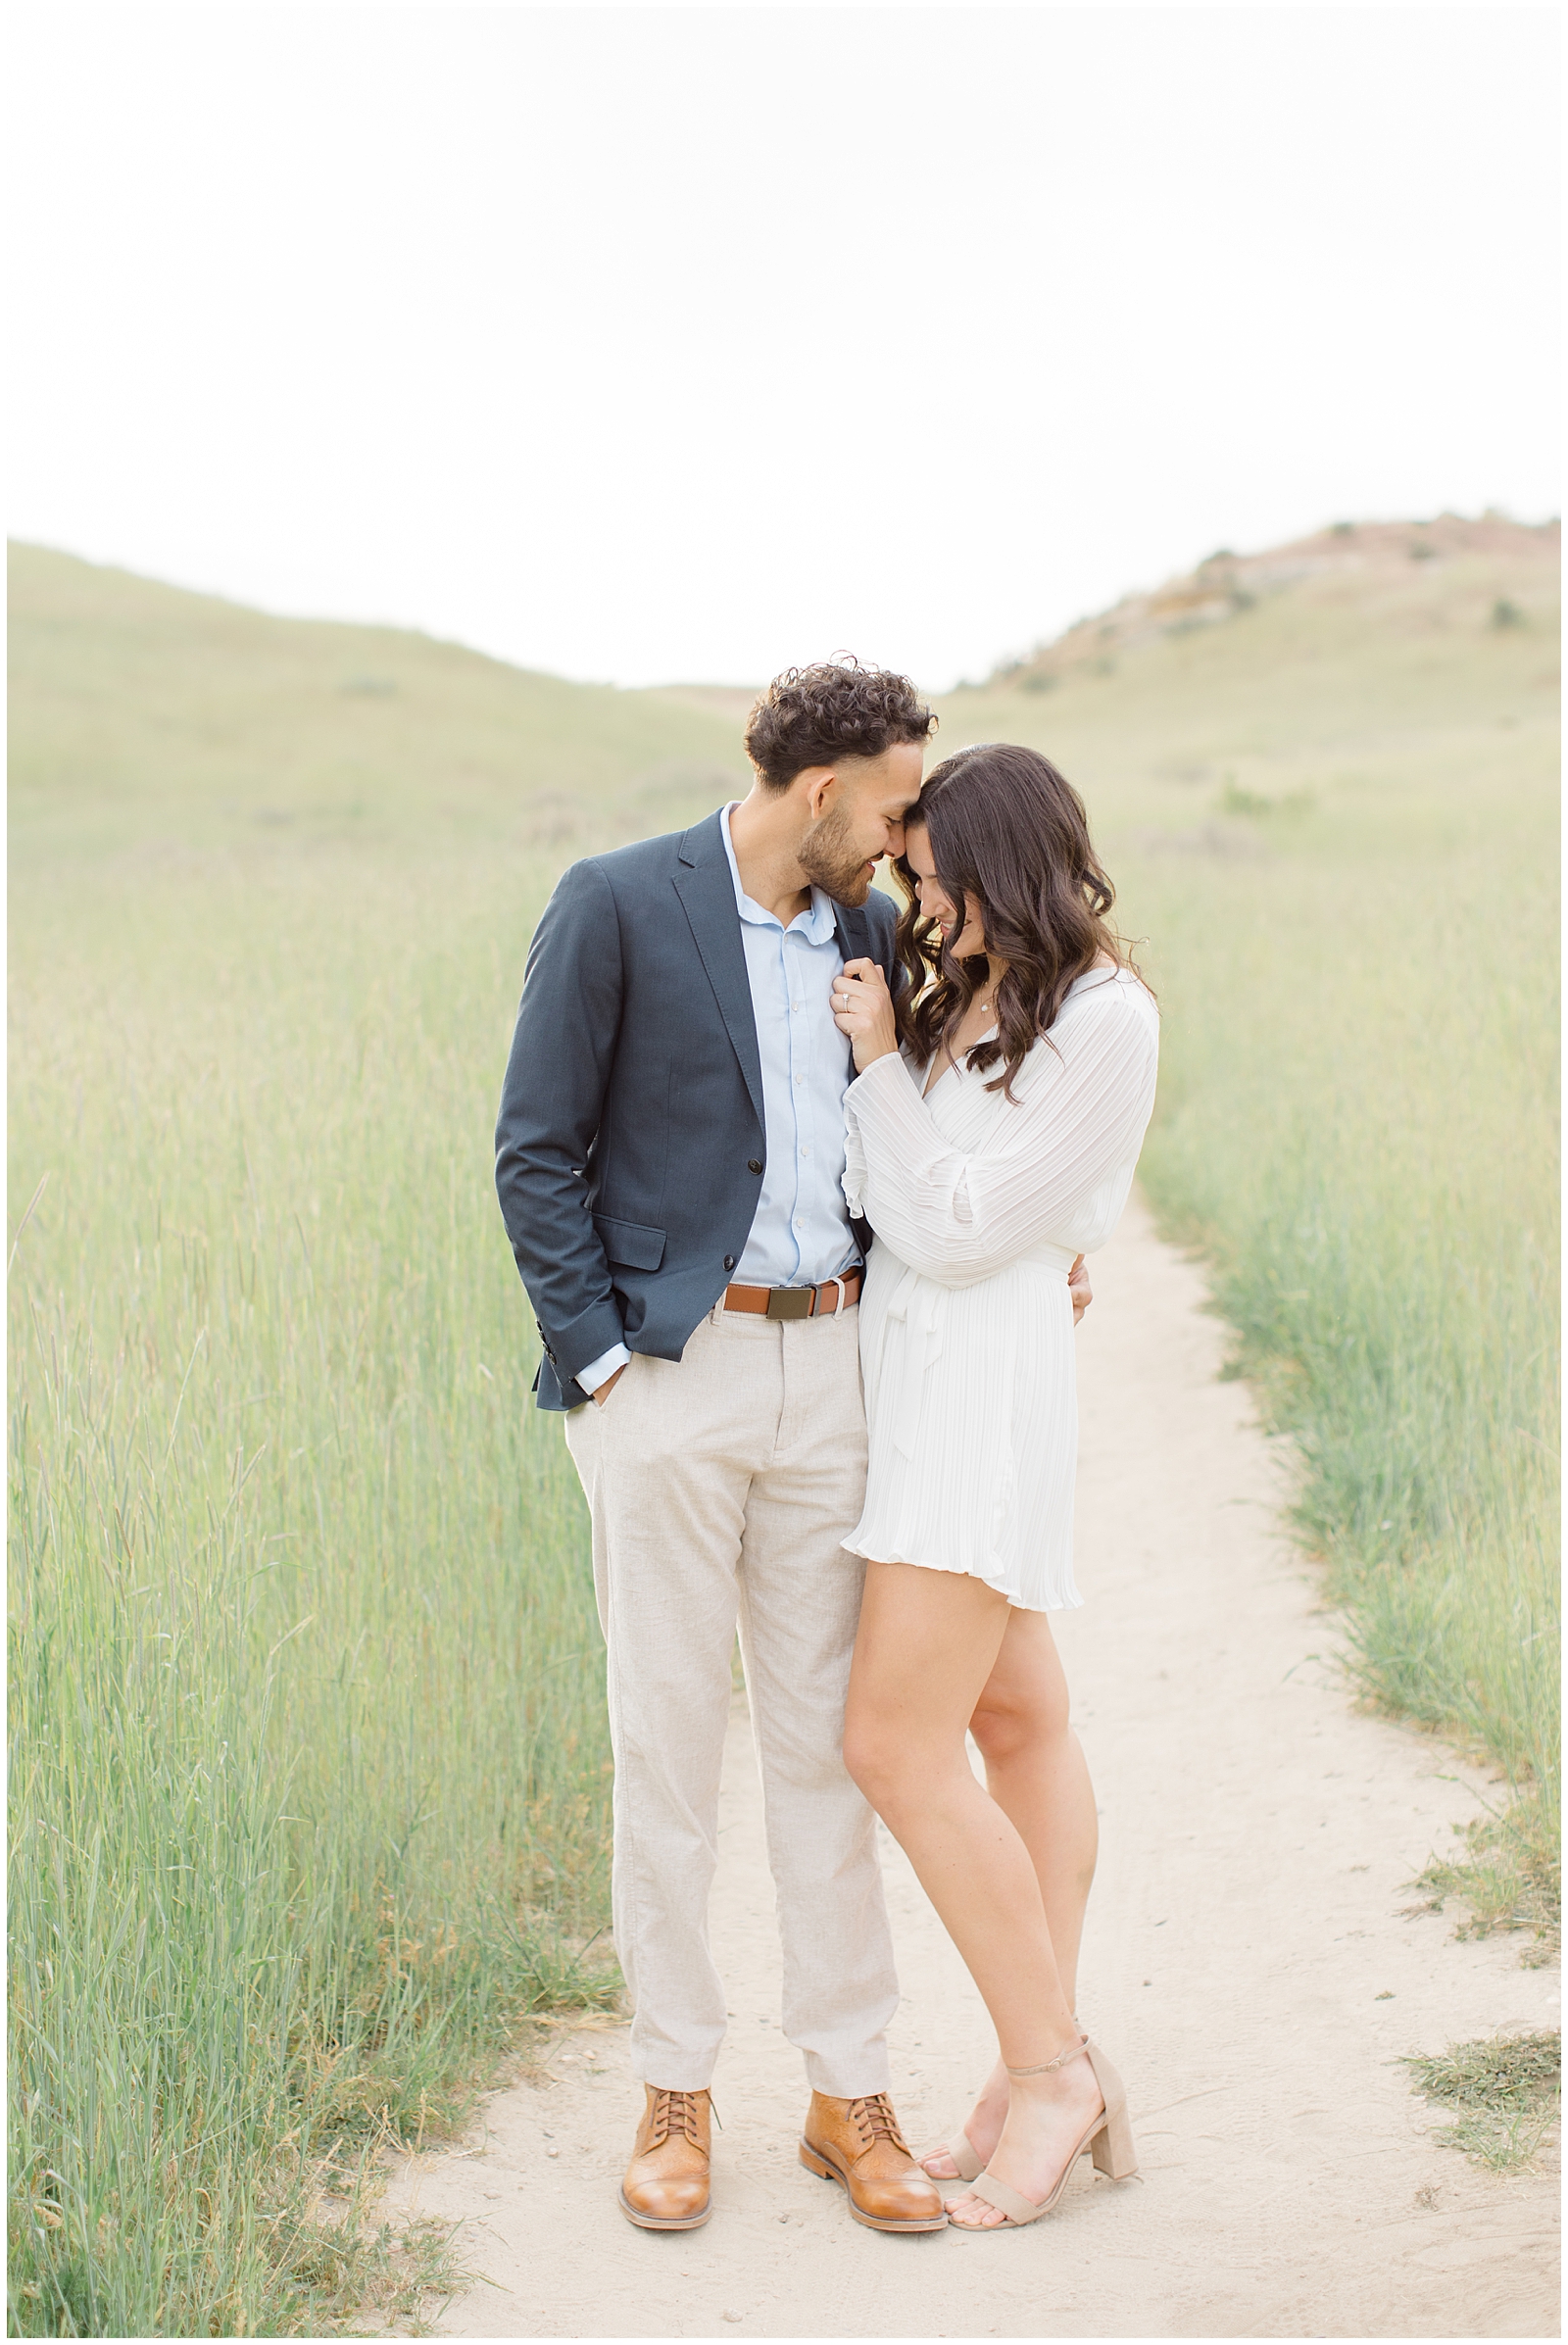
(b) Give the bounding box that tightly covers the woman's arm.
[842,983,1157,1288]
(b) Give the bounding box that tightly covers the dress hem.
[840,1540,1082,1616]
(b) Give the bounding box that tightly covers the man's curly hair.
[744,658,936,790]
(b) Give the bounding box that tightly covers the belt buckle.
[765,1286,814,1321]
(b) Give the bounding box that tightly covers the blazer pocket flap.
[593,1214,667,1272]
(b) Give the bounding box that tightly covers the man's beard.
[798,803,872,905]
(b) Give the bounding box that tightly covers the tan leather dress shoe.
[618,2085,712,2229]
[800,2091,947,2232]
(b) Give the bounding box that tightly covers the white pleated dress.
[841,965,1159,1612]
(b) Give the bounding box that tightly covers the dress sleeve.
[842,980,1157,1288]
[843,1083,870,1222]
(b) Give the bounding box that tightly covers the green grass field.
[9,525,1558,2331]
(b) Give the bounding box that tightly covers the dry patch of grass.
[1413,1786,1560,1966]
[1402,2031,1561,2172]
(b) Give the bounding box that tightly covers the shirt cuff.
[576,1342,631,1396]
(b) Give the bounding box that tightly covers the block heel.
[1090,2105,1139,2181]
[1084,2042,1139,2180]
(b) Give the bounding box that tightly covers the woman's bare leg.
[979,1612,1099,2000]
[921,1608,1099,2181]
[844,1561,1103,2228]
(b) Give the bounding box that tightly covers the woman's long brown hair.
[892,742,1140,1099]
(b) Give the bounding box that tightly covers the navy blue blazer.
[495,808,901,1410]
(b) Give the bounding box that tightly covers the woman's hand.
[832,957,900,1072]
[1069,1254,1092,1326]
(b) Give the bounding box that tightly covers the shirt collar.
[720,803,838,942]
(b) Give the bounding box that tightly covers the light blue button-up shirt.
[718,802,861,1289]
[576,804,860,1394]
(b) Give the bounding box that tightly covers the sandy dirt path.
[378,1197,1558,2338]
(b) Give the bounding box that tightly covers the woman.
[830,741,1158,2232]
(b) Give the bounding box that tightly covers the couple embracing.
[494,660,1158,2237]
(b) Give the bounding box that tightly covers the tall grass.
[9,856,617,2335]
[1128,803,1559,1895]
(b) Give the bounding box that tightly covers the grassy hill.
[7,526,1559,2335]
[13,517,1555,867]
[9,541,751,868]
[989,510,1556,692]
[942,511,1558,843]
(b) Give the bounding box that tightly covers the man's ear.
[801,766,838,823]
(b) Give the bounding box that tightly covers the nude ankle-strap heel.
[958,2036,1139,2228]
[924,2016,1085,2186]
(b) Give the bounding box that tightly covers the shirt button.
[800,1146,811,1158]
[791,1001,802,1012]
[794,1074,804,1087]
[794,1218,804,1231]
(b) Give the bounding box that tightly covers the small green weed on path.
[1403,2032,1561,2172]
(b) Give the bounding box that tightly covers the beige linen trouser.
[564,1300,898,2095]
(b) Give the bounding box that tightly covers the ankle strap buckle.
[1006,2034,1090,2078]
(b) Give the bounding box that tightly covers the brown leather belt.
[722,1270,861,1320]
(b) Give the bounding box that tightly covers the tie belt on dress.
[882,1245,1080,1459]
[721,1271,861,1320]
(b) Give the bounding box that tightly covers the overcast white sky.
[8,5,1560,689]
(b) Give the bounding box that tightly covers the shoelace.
[848,2092,909,2156]
[648,2088,707,2147]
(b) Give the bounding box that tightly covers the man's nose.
[886,818,906,856]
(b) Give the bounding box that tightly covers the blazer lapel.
[831,901,876,1082]
[673,813,765,1128]
[832,902,872,967]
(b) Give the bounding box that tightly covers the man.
[494,660,946,2234]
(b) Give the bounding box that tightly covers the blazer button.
[748,1158,762,1175]
[723,1255,736,1272]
